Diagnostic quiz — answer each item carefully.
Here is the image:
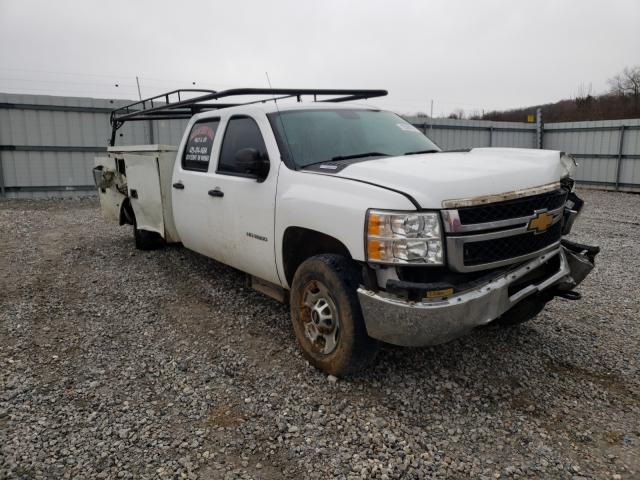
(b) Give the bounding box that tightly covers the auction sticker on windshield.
[396,123,420,132]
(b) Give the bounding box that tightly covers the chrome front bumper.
[357,244,596,347]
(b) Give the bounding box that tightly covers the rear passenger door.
[206,114,282,285]
[172,117,222,257]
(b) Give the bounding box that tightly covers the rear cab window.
[182,119,220,172]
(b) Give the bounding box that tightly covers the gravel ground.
[0,189,638,479]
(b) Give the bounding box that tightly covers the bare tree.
[608,65,640,98]
[574,82,594,110]
[447,108,465,119]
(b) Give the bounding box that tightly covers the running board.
[247,275,289,304]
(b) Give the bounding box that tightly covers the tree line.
[442,65,640,122]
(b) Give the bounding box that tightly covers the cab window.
[217,116,267,174]
[182,119,220,172]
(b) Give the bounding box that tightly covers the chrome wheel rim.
[300,280,340,355]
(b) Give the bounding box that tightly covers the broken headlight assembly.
[365,210,444,265]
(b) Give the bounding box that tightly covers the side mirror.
[235,148,270,180]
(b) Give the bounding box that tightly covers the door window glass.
[218,116,267,174]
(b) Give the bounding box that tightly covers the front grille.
[458,189,567,224]
[463,222,561,266]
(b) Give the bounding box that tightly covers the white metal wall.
[1,93,639,198]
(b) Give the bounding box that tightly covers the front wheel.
[290,254,378,376]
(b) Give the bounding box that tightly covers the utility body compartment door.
[124,154,164,237]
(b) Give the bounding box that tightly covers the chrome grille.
[463,223,562,266]
[442,189,567,272]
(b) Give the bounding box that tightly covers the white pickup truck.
[94,88,598,375]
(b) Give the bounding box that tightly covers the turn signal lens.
[367,213,394,237]
[367,213,381,236]
[367,239,393,262]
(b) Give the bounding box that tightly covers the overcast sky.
[0,0,638,116]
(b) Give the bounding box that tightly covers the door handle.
[208,188,224,198]
[172,182,185,190]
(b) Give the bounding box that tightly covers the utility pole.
[536,107,543,149]
[0,151,5,198]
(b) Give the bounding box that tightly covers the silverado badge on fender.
[527,210,554,234]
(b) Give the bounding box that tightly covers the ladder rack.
[109,87,387,145]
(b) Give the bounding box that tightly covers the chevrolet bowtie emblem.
[527,211,554,234]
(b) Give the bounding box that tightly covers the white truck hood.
[335,148,571,208]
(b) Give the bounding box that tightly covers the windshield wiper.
[404,149,439,156]
[330,152,390,161]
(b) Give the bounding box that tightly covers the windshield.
[268,109,440,168]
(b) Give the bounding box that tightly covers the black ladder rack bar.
[113,88,217,116]
[109,87,387,145]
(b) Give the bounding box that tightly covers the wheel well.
[119,198,134,226]
[282,227,351,287]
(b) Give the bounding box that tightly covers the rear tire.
[133,216,164,251]
[290,254,378,376]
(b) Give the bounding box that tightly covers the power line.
[0,66,234,90]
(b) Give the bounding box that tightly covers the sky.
[0,0,639,117]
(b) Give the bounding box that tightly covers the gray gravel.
[1,189,638,479]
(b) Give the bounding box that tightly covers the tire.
[495,292,552,326]
[290,254,378,376]
[133,216,164,251]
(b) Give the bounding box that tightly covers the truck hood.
[335,148,573,208]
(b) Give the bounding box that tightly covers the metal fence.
[406,116,640,192]
[1,92,639,198]
[0,93,186,198]
[543,120,640,191]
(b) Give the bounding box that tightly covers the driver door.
[205,113,282,286]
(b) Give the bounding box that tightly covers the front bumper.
[357,242,597,347]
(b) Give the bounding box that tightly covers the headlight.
[366,210,444,265]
